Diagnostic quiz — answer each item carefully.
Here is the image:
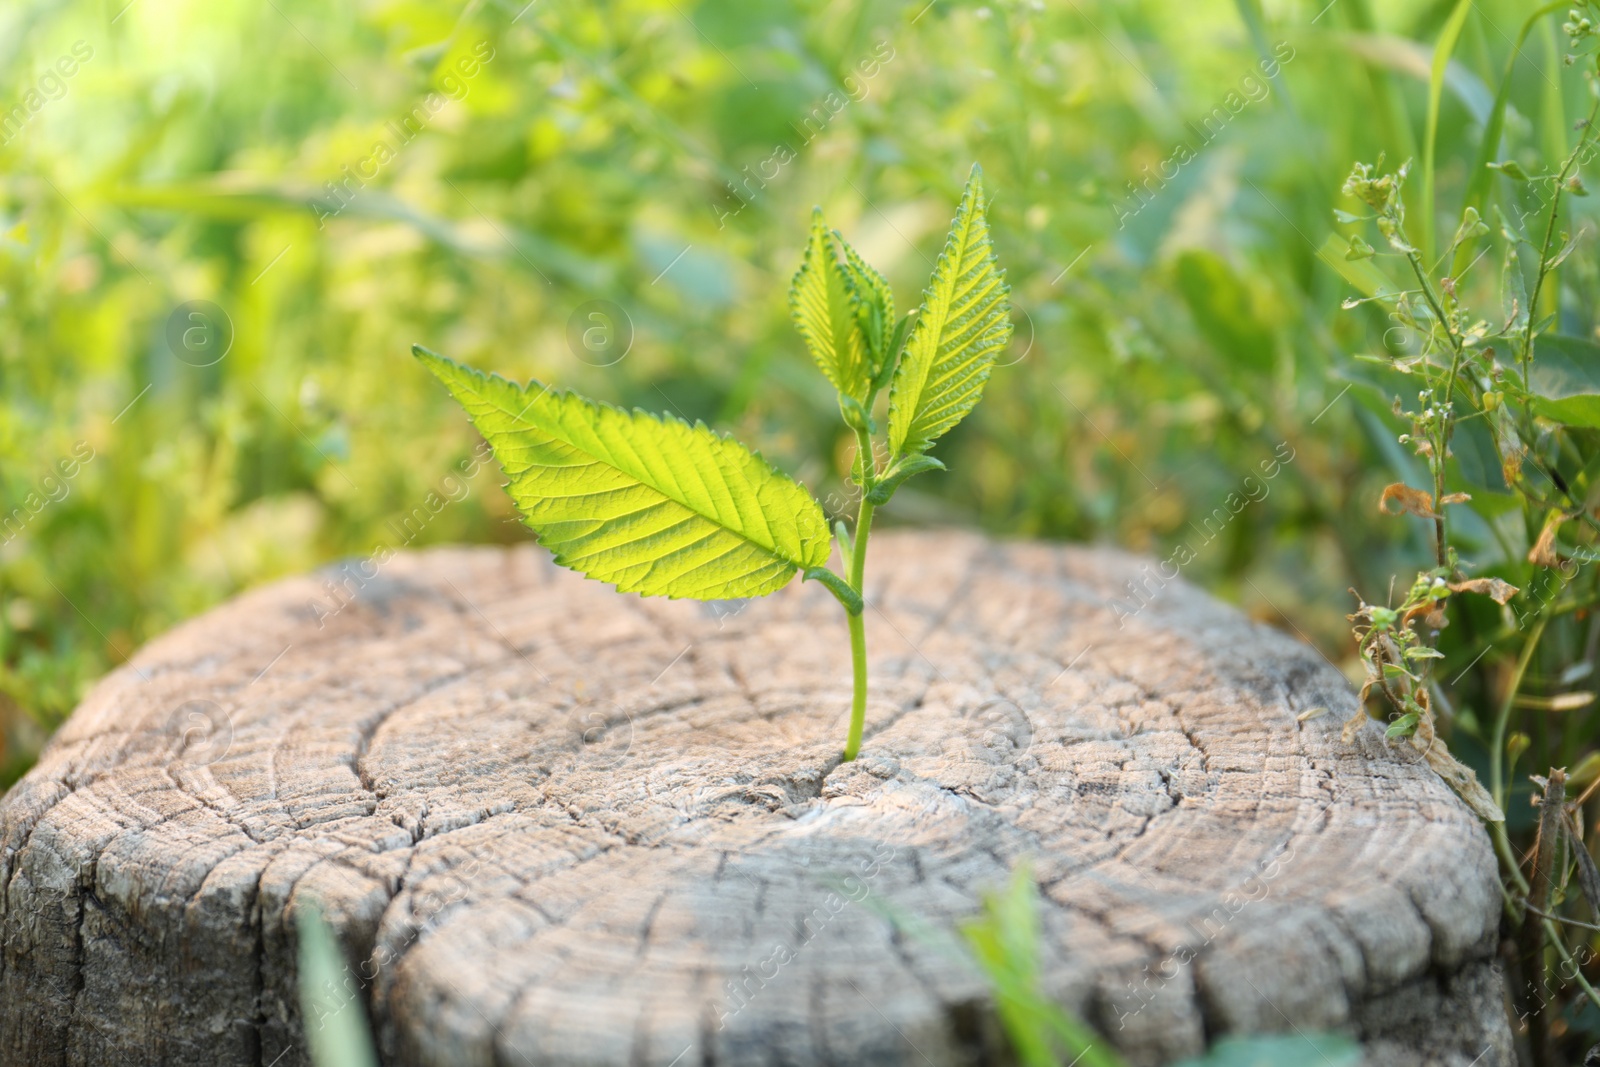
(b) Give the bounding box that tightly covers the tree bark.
[0,532,1512,1066]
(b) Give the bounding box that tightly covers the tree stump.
[0,532,1511,1067]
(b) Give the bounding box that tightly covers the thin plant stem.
[842,427,879,763]
[1398,248,1461,571]
[1544,918,1600,1016]
[1526,902,1600,934]
[1523,92,1600,398]
[843,558,870,762]
[1492,614,1548,812]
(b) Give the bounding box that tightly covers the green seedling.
[414,164,1011,761]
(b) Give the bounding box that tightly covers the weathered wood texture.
[0,532,1511,1067]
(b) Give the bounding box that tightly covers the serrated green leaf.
[790,209,870,401]
[415,346,830,599]
[888,164,1013,456]
[836,231,895,377]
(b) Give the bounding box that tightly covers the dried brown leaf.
[1341,709,1370,744]
[1529,513,1568,569]
[1448,577,1520,606]
[1564,809,1600,921]
[1418,735,1505,823]
[1380,483,1440,519]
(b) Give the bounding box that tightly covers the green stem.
[1491,613,1547,813]
[841,424,880,763]
[842,497,875,762]
[1544,917,1600,1016]
[1493,821,1530,919]
[1520,91,1600,413]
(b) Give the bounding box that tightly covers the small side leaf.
[839,394,874,433]
[802,567,863,615]
[865,454,947,505]
[415,346,830,600]
[790,210,870,402]
[888,165,1012,457]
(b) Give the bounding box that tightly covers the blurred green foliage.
[0,0,1590,771]
[0,0,1463,769]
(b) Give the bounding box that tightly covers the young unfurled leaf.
[888,164,1013,457]
[415,346,830,600]
[836,232,895,378]
[790,210,870,402]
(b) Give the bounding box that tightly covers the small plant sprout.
[414,164,1012,762]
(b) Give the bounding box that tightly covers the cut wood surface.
[0,532,1511,1067]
